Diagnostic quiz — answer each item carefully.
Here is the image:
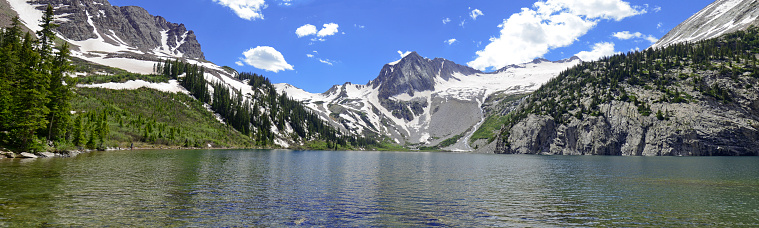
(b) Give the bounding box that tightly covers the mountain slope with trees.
[495,26,759,156]
[0,7,379,153]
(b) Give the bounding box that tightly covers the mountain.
[495,26,759,156]
[4,0,368,149]
[276,52,581,151]
[652,0,759,49]
[494,1,759,156]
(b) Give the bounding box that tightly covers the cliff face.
[495,28,759,156]
[21,0,205,60]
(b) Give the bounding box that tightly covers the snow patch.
[78,79,190,94]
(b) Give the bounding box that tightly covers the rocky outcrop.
[653,0,759,49]
[497,101,759,156]
[28,0,205,59]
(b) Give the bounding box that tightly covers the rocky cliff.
[9,0,204,60]
[495,27,759,156]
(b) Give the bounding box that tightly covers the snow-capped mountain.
[276,53,581,151]
[652,0,759,49]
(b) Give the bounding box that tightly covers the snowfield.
[78,80,189,94]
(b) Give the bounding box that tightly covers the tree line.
[0,6,75,151]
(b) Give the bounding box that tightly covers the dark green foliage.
[0,13,73,151]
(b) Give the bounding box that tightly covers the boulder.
[0,151,14,158]
[38,152,56,158]
[18,152,37,159]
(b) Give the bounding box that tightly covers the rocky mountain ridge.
[10,0,205,60]
[653,0,759,49]
[277,52,582,151]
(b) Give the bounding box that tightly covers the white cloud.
[657,22,663,29]
[398,50,412,58]
[235,61,244,66]
[306,54,314,58]
[317,23,339,37]
[354,24,365,29]
[296,24,317,37]
[445,38,457,45]
[612,31,658,43]
[575,42,616,61]
[318,59,335,66]
[468,0,645,71]
[240,46,294,72]
[443,18,451,24]
[213,0,267,20]
[470,9,484,20]
[612,31,639,39]
[297,23,339,40]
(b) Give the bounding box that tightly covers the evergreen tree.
[12,32,50,150]
[36,5,58,60]
[72,115,85,147]
[46,43,73,142]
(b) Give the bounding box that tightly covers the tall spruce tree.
[13,32,50,150]
[46,42,73,142]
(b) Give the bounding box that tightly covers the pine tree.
[46,43,73,142]
[12,32,50,149]
[36,5,58,60]
[72,115,85,147]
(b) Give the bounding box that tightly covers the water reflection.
[0,150,758,226]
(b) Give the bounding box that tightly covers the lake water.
[0,150,758,227]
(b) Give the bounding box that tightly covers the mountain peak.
[370,52,480,99]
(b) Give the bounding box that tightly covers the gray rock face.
[653,0,759,49]
[369,52,481,99]
[497,99,759,156]
[29,0,205,59]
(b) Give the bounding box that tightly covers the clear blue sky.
[109,0,715,93]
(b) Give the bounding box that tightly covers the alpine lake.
[1,149,758,227]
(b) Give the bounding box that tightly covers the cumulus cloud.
[468,0,645,71]
[445,38,457,45]
[612,31,658,43]
[235,61,244,66]
[240,46,294,72]
[296,24,317,37]
[575,42,617,61]
[442,18,451,24]
[296,23,339,40]
[317,23,339,37]
[213,0,267,20]
[470,9,484,20]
